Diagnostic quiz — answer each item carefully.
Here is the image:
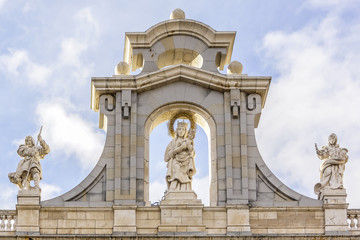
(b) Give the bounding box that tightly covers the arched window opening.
[149,121,209,206]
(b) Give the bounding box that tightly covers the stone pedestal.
[161,190,202,205]
[16,189,41,234]
[226,205,251,236]
[113,205,137,235]
[320,189,349,234]
[158,191,205,234]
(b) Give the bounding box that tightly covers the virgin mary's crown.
[177,121,188,129]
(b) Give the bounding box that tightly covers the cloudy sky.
[0,0,359,209]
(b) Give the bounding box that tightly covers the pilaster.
[321,189,349,234]
[16,189,41,235]
[113,205,137,235]
[226,204,251,236]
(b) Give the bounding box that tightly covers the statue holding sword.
[8,126,50,190]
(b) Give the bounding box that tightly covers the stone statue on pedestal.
[164,120,196,191]
[314,133,348,196]
[8,127,50,190]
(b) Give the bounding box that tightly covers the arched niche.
[131,35,227,74]
[144,102,217,206]
[157,48,203,69]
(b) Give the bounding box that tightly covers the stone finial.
[227,61,243,74]
[170,8,185,20]
[115,61,130,75]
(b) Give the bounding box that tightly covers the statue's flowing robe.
[164,138,196,189]
[15,140,50,181]
[315,144,348,194]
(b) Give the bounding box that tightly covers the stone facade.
[1,9,359,239]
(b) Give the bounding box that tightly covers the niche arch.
[144,102,217,206]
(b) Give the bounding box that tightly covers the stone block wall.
[136,207,161,234]
[202,207,227,235]
[250,207,324,234]
[33,206,325,235]
[39,207,113,235]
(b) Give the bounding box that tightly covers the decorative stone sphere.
[115,61,130,75]
[170,8,185,20]
[227,61,243,74]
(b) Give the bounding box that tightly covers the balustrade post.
[0,215,5,230]
[349,214,355,229]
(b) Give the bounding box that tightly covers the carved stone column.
[16,189,40,234]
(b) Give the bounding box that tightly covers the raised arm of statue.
[316,145,329,160]
[38,138,50,158]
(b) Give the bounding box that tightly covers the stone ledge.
[323,204,349,209]
[1,235,360,239]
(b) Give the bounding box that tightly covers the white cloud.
[258,2,360,207]
[28,63,52,85]
[58,38,89,68]
[0,49,51,85]
[192,175,209,206]
[0,0,7,10]
[58,7,99,69]
[40,182,61,201]
[0,49,28,75]
[0,185,16,209]
[307,0,358,9]
[149,180,167,204]
[36,101,104,171]
[74,7,100,39]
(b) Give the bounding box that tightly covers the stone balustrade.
[348,209,360,231]
[0,210,16,231]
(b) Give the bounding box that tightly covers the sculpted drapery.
[8,133,50,190]
[164,121,196,191]
[314,133,348,196]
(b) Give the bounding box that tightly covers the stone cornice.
[126,19,236,48]
[124,19,236,67]
[91,64,271,111]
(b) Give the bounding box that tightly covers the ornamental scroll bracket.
[99,94,115,131]
[246,93,261,113]
[246,93,262,128]
[122,90,131,119]
[230,89,241,118]
[100,94,115,113]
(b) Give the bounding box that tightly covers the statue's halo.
[168,111,196,138]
